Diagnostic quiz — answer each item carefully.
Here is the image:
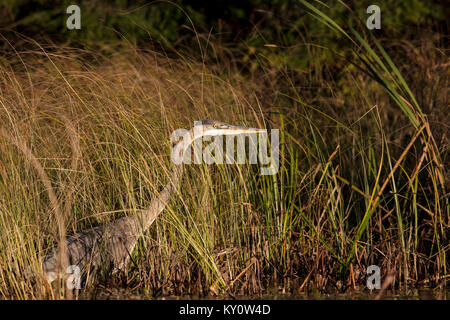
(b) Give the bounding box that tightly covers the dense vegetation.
[0,1,448,299]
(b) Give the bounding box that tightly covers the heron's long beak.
[193,122,267,137]
[223,125,266,135]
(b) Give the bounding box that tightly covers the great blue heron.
[43,120,264,286]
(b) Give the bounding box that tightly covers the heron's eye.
[213,123,219,128]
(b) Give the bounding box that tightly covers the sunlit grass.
[0,5,447,298]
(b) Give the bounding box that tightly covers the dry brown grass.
[0,34,447,299]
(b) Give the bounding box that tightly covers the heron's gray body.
[43,163,183,282]
[43,217,139,276]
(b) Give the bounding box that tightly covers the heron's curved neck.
[130,128,199,232]
[135,162,183,232]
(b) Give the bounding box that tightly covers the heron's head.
[197,120,265,136]
[172,120,268,165]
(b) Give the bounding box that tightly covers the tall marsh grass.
[0,4,448,299]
